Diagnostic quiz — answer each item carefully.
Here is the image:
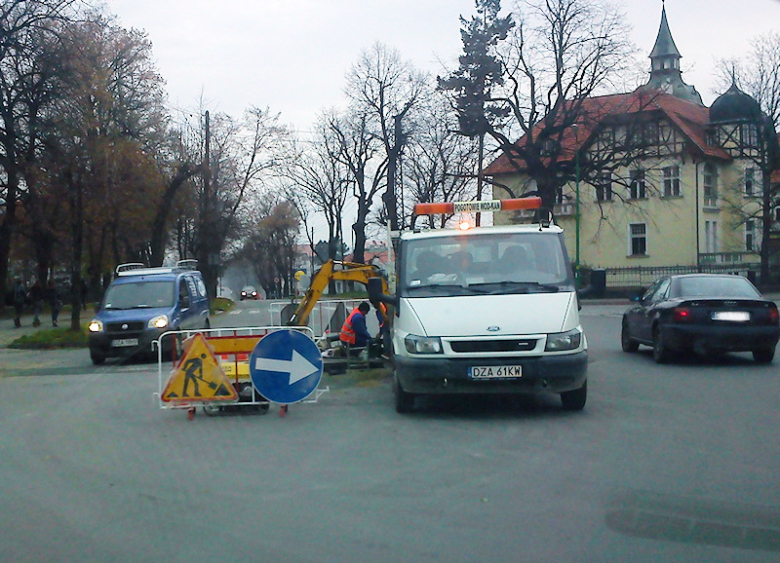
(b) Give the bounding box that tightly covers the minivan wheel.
[560,380,587,411]
[90,351,106,365]
[394,371,415,414]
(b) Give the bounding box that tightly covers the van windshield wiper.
[469,281,561,294]
[406,283,490,294]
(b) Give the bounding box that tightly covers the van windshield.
[401,231,574,297]
[103,280,175,309]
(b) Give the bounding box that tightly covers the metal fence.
[592,263,761,289]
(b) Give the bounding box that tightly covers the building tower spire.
[642,3,703,105]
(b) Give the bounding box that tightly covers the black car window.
[653,279,671,302]
[642,280,661,302]
[677,276,761,299]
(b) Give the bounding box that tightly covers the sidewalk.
[0,310,82,348]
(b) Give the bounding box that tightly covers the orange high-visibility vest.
[340,308,361,344]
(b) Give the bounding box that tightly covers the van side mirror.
[367,277,398,309]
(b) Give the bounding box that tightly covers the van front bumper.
[394,351,588,395]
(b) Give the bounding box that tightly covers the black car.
[621,274,779,364]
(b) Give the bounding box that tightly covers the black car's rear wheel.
[621,319,639,352]
[652,326,672,364]
[753,348,775,364]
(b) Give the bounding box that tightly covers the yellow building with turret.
[484,6,779,286]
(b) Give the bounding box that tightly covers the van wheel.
[166,333,183,362]
[394,371,415,414]
[90,351,106,365]
[560,380,587,411]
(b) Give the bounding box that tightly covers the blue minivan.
[88,261,211,364]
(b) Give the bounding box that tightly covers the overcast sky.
[105,0,780,133]
[101,0,780,246]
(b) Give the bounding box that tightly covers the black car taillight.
[770,307,779,326]
[673,307,692,322]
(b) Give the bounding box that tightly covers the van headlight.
[545,328,582,351]
[148,315,169,329]
[404,335,443,354]
[88,319,104,333]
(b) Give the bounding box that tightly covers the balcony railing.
[698,252,759,265]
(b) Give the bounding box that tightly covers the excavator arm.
[286,260,389,327]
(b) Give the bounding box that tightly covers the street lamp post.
[572,125,581,286]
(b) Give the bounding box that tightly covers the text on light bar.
[413,197,542,216]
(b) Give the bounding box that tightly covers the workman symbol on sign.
[182,353,208,397]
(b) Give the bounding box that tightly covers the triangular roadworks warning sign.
[161,333,238,403]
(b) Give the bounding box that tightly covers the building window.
[662,165,680,197]
[745,168,755,197]
[741,124,758,147]
[745,220,756,252]
[703,163,718,207]
[596,172,613,202]
[705,220,718,253]
[629,223,647,256]
[629,170,646,199]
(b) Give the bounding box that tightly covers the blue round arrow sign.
[249,329,323,405]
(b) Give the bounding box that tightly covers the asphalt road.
[0,301,779,562]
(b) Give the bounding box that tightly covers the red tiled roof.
[483,90,730,176]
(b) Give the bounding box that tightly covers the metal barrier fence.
[269,298,381,337]
[597,263,760,289]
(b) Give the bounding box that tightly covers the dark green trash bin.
[590,269,606,298]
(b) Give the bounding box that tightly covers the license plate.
[468,365,522,379]
[712,311,750,322]
[111,338,139,347]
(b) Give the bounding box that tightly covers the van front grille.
[106,321,146,333]
[450,339,537,353]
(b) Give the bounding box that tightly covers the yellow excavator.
[286,259,390,328]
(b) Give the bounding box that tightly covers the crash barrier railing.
[153,325,328,420]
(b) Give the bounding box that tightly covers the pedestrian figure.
[28,280,43,328]
[12,279,26,328]
[47,279,62,327]
[182,353,206,397]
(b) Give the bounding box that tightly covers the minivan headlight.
[404,335,443,354]
[148,315,169,329]
[545,328,582,351]
[88,319,104,333]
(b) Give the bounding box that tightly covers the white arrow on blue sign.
[249,329,323,405]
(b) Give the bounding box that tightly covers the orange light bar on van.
[413,197,542,216]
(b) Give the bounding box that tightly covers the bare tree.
[403,94,480,228]
[178,106,287,299]
[442,0,636,209]
[345,42,428,239]
[716,32,780,284]
[285,113,350,268]
[324,107,387,264]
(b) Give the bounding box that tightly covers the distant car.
[240,285,260,300]
[621,274,779,364]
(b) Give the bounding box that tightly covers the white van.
[369,198,588,413]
